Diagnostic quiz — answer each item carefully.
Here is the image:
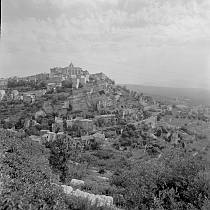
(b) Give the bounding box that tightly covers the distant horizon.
[124,83,210,106]
[120,83,210,91]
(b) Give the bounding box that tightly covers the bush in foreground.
[0,130,114,210]
[111,148,210,209]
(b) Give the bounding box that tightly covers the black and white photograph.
[0,0,210,209]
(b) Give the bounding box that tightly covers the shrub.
[196,133,207,140]
[81,180,118,196]
[47,137,79,182]
[0,130,67,209]
[78,153,98,166]
[111,148,210,210]
[65,163,87,184]
[93,149,114,160]
[119,137,132,147]
[0,130,115,210]
[98,167,106,174]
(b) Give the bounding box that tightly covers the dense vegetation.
[111,148,210,209]
[1,130,209,209]
[0,130,113,210]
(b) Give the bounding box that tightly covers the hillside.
[0,70,210,209]
[123,84,210,106]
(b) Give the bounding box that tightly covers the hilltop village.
[0,63,210,209]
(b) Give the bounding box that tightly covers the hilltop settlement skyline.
[1,61,210,107]
[0,62,96,90]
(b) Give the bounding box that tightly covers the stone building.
[50,62,89,89]
[79,75,87,85]
[50,62,82,77]
[22,94,35,103]
[41,132,56,143]
[0,78,8,89]
[0,90,6,101]
[11,90,19,100]
[71,77,80,89]
[50,62,88,78]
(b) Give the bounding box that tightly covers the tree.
[47,137,79,182]
[15,117,25,129]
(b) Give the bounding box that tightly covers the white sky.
[0,0,210,89]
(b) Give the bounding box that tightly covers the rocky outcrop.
[70,179,85,186]
[61,185,114,207]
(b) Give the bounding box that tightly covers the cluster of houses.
[0,62,90,93]
[37,115,107,150]
[32,94,162,146]
[0,89,47,103]
[1,62,209,148]
[40,128,106,150]
[0,62,116,106]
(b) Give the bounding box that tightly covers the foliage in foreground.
[0,130,113,210]
[1,129,210,210]
[111,148,210,209]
